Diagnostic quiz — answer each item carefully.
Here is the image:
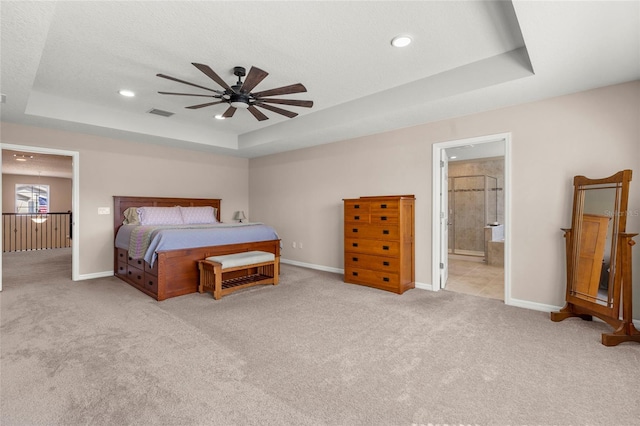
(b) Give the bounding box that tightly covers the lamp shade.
[233,211,247,222]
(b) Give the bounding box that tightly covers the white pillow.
[137,206,184,225]
[179,206,218,224]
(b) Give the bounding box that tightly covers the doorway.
[431,133,511,304]
[0,145,80,291]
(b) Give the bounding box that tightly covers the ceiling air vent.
[147,108,174,117]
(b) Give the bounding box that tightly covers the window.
[15,184,49,214]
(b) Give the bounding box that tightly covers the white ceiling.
[1,0,639,166]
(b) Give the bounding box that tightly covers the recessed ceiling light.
[215,114,225,120]
[119,89,135,97]
[391,35,412,48]
[450,156,457,159]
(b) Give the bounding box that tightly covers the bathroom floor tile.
[444,256,504,301]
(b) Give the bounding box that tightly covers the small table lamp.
[233,211,247,223]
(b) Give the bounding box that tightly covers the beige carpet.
[1,248,639,426]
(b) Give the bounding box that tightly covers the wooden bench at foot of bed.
[198,251,278,300]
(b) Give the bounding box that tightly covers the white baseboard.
[280,258,343,274]
[506,297,563,313]
[78,271,114,281]
[415,282,434,291]
[507,297,640,329]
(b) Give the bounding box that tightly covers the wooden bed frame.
[113,196,280,301]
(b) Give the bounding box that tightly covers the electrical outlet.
[292,241,296,248]
[299,242,303,249]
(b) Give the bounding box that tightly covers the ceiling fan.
[156,63,313,121]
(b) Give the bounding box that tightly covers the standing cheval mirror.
[551,170,639,346]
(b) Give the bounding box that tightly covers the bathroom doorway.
[446,161,504,300]
[432,133,511,304]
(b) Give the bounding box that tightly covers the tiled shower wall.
[448,157,504,254]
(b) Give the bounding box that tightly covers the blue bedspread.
[115,223,279,266]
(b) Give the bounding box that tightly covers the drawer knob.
[381,216,388,221]
[352,243,358,247]
[352,272,358,276]
[148,281,154,286]
[382,245,389,250]
[381,204,387,209]
[352,257,358,262]
[354,215,360,220]
[352,228,358,233]
[382,230,389,235]
[383,277,390,282]
[354,204,360,209]
[383,261,389,266]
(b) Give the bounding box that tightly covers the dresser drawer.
[345,266,399,291]
[345,253,400,273]
[345,224,399,240]
[116,248,128,263]
[116,261,128,276]
[371,212,399,224]
[126,265,145,286]
[370,199,399,212]
[144,260,158,276]
[144,274,158,295]
[345,238,400,256]
[127,255,145,269]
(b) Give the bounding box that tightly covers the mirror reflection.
[570,185,619,306]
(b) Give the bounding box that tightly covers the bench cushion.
[205,251,275,269]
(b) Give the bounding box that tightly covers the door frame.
[431,133,512,304]
[0,144,80,290]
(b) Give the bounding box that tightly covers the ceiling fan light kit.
[157,63,313,121]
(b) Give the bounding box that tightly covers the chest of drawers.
[343,195,415,294]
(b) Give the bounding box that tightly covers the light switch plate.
[98,207,110,215]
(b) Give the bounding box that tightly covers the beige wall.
[249,81,640,315]
[1,81,638,317]
[0,124,249,275]
[2,174,72,213]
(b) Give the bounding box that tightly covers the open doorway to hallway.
[1,145,79,290]
[432,133,511,304]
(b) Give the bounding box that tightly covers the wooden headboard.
[113,196,221,234]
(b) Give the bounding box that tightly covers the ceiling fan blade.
[192,63,234,92]
[252,83,307,98]
[158,92,221,98]
[157,73,222,94]
[185,100,227,109]
[258,98,313,108]
[240,66,269,93]
[222,106,237,118]
[247,105,269,121]
[254,102,298,118]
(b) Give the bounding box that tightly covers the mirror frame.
[551,170,639,346]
